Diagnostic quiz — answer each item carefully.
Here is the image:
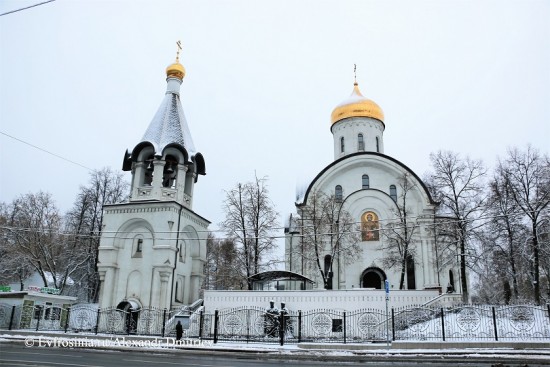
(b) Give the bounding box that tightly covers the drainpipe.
[169,205,183,311]
[433,206,441,291]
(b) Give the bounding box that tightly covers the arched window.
[324,255,333,290]
[361,211,379,241]
[406,255,416,289]
[447,270,455,293]
[143,155,154,186]
[340,137,345,153]
[162,155,178,188]
[376,137,380,152]
[335,185,343,202]
[362,174,369,189]
[390,185,397,202]
[132,237,143,258]
[358,134,364,151]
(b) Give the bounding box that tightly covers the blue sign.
[384,280,390,294]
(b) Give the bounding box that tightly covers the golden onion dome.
[331,83,384,125]
[166,60,186,80]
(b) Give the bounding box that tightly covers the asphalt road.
[0,342,548,367]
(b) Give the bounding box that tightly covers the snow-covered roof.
[140,81,196,156]
[44,271,74,286]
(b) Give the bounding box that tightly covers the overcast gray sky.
[1,0,549,243]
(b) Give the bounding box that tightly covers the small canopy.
[248,271,314,291]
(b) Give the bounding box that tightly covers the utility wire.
[0,0,56,17]
[1,210,541,241]
[0,131,93,171]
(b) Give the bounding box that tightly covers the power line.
[0,0,56,17]
[1,210,540,242]
[0,131,93,171]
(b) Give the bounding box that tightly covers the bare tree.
[221,175,278,290]
[0,203,34,289]
[538,214,550,301]
[379,173,421,290]
[65,167,128,302]
[298,191,361,289]
[427,150,487,303]
[482,171,530,301]
[204,234,243,290]
[498,146,550,304]
[0,192,86,294]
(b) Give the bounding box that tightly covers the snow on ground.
[1,331,550,361]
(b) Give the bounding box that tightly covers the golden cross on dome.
[176,40,182,61]
[354,64,357,84]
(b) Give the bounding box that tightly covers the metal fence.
[1,303,548,344]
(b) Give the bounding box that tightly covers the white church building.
[284,80,460,296]
[97,52,209,311]
[203,79,462,313]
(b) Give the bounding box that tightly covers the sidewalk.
[2,330,550,365]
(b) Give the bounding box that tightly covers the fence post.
[161,309,167,337]
[391,308,395,341]
[64,307,71,333]
[440,308,445,341]
[246,309,250,344]
[8,305,16,330]
[279,312,285,346]
[492,307,498,341]
[343,311,347,344]
[199,310,204,339]
[298,310,302,343]
[95,309,100,335]
[35,306,41,331]
[213,310,219,344]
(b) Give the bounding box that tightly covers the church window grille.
[376,137,380,152]
[361,211,379,241]
[340,137,345,153]
[362,174,369,189]
[136,239,143,253]
[335,185,343,202]
[390,185,397,202]
[358,134,364,151]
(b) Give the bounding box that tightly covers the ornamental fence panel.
[393,306,442,341]
[69,304,99,332]
[97,307,167,335]
[0,302,548,343]
[213,306,283,344]
[0,303,71,332]
[347,308,389,342]
[495,305,550,341]
[442,305,497,340]
[298,309,347,343]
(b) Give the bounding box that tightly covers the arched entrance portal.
[360,268,386,289]
[116,300,141,334]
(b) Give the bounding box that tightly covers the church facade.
[97,52,209,311]
[285,81,460,295]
